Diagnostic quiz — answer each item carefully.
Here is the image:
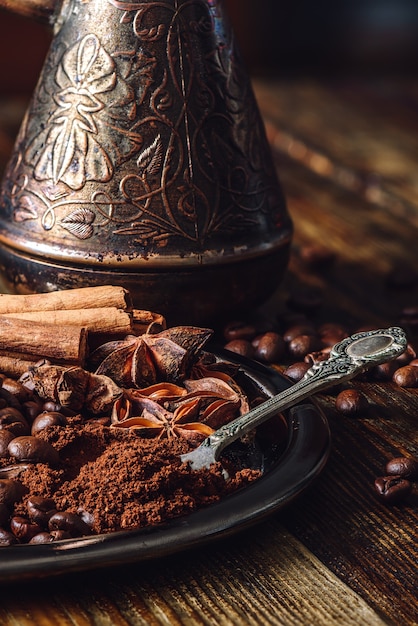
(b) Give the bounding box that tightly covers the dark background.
[229,0,418,76]
[1,0,418,94]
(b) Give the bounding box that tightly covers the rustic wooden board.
[0,526,388,626]
[254,78,418,217]
[253,78,418,626]
[279,386,418,626]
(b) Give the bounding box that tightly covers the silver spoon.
[181,326,407,471]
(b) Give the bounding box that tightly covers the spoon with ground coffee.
[181,327,407,471]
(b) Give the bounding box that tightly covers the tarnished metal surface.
[0,0,292,322]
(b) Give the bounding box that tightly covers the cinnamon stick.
[2,307,133,336]
[132,309,166,335]
[0,354,40,379]
[0,317,88,365]
[0,286,132,314]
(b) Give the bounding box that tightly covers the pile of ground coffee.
[11,419,260,536]
[0,327,269,545]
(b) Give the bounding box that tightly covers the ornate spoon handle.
[181,327,407,470]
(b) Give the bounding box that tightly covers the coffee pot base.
[0,242,291,327]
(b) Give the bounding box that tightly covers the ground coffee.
[12,420,260,535]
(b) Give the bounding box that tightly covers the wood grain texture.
[279,387,418,626]
[252,78,418,626]
[0,526,387,626]
[254,78,418,226]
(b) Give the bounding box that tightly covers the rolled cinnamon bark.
[0,354,40,378]
[132,310,166,334]
[0,286,132,314]
[2,307,133,336]
[0,317,88,365]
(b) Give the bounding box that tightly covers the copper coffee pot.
[0,0,292,325]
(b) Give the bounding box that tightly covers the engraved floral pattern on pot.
[12,33,157,237]
[26,35,125,191]
[3,0,287,253]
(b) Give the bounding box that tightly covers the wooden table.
[0,78,417,625]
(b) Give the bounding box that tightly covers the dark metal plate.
[0,351,330,582]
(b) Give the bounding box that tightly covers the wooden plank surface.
[253,77,418,626]
[0,526,387,626]
[255,79,418,222]
[0,79,417,625]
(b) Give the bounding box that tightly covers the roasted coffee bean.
[78,509,95,528]
[318,323,348,347]
[393,365,418,388]
[31,411,67,436]
[10,516,43,542]
[397,344,417,365]
[335,389,368,416]
[1,378,32,403]
[283,323,316,343]
[304,348,331,365]
[283,362,311,382]
[29,532,56,544]
[8,436,60,465]
[0,388,22,410]
[251,334,262,349]
[48,511,92,537]
[50,529,72,541]
[374,475,412,505]
[42,401,64,413]
[0,407,30,436]
[385,456,418,481]
[23,400,43,422]
[288,334,321,360]
[223,321,257,342]
[409,359,418,367]
[0,529,18,546]
[224,339,255,359]
[18,370,35,393]
[29,530,72,544]
[27,496,57,525]
[0,464,30,480]
[0,479,25,506]
[0,503,10,527]
[372,360,400,381]
[254,332,285,363]
[42,401,77,418]
[0,430,15,457]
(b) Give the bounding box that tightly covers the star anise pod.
[182,375,250,429]
[19,326,252,444]
[90,326,213,388]
[111,391,214,444]
[111,370,250,440]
